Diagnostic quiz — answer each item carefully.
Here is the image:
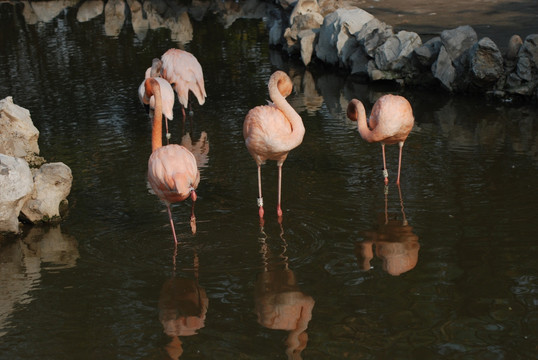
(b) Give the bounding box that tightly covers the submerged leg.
[257,165,264,219]
[277,165,283,218]
[396,141,404,185]
[190,189,197,235]
[167,205,178,245]
[381,144,389,185]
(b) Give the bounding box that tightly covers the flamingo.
[154,48,207,120]
[144,78,200,244]
[346,95,414,185]
[243,70,305,219]
[138,59,175,141]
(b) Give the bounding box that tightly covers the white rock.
[21,162,73,223]
[0,154,34,233]
[0,96,40,158]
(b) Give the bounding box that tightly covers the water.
[1,1,538,359]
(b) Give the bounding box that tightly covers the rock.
[21,163,73,224]
[289,0,321,26]
[0,154,34,233]
[414,36,442,67]
[432,46,456,91]
[298,28,318,66]
[354,17,393,58]
[506,34,523,60]
[469,37,504,89]
[0,97,40,158]
[283,12,323,55]
[440,25,478,61]
[373,30,422,77]
[315,7,374,66]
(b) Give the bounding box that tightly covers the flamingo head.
[275,71,293,97]
[346,99,365,122]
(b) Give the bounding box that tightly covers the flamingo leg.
[396,141,404,185]
[382,144,389,185]
[181,107,186,122]
[167,205,178,245]
[277,165,283,218]
[257,165,264,218]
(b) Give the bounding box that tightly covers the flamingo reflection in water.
[254,221,315,359]
[159,248,208,359]
[355,185,420,276]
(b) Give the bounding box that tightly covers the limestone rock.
[0,154,34,233]
[21,162,73,224]
[0,97,40,159]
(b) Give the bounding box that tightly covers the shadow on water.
[1,0,538,359]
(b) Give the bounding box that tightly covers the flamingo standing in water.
[138,59,176,141]
[144,78,200,244]
[153,48,207,120]
[346,95,414,185]
[243,70,305,219]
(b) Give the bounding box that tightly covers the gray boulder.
[469,37,504,89]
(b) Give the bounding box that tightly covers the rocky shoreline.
[267,0,538,103]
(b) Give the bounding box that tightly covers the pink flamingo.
[347,95,414,185]
[243,71,305,219]
[138,59,175,141]
[155,48,207,120]
[144,78,200,244]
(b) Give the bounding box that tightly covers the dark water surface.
[1,2,538,359]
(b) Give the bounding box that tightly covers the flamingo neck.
[268,74,305,147]
[353,100,376,143]
[145,78,163,152]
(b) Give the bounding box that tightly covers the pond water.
[1,1,538,359]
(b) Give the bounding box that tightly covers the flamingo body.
[144,78,200,244]
[347,94,414,184]
[243,71,305,219]
[159,48,207,114]
[148,144,200,205]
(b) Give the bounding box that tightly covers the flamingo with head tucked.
[153,48,207,120]
[243,70,305,219]
[138,59,175,141]
[347,95,414,185]
[144,78,200,244]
